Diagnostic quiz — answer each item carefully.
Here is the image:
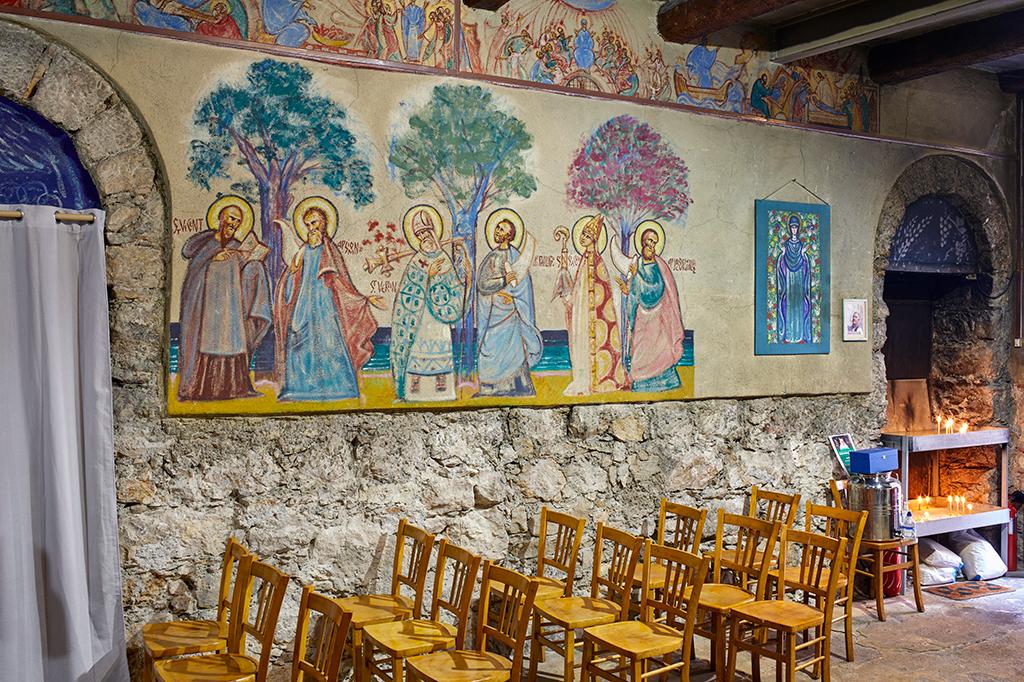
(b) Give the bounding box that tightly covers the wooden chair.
[580,540,710,681]
[529,523,644,682]
[405,563,540,682]
[856,537,925,622]
[142,537,251,682]
[155,558,291,682]
[630,500,707,599]
[362,540,482,681]
[726,529,848,682]
[693,510,781,681]
[750,485,801,527]
[829,479,849,509]
[534,507,587,601]
[336,519,436,682]
[292,586,353,682]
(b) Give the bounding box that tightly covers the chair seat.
[630,561,668,589]
[143,619,228,658]
[154,653,257,682]
[692,583,756,613]
[535,576,567,601]
[405,649,512,682]
[535,595,621,629]
[767,566,848,592]
[730,600,826,633]
[335,593,415,629]
[363,618,457,657]
[583,620,685,659]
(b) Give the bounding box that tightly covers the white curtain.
[0,205,129,681]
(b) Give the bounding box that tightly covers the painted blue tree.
[188,58,374,283]
[389,84,536,381]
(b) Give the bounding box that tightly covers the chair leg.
[352,628,365,682]
[844,593,855,662]
[775,628,783,682]
[752,623,763,682]
[785,632,796,682]
[630,656,643,682]
[392,655,404,682]
[528,623,541,682]
[873,551,886,622]
[911,544,925,613]
[535,613,546,663]
[563,627,575,682]
[713,611,727,682]
[142,649,153,682]
[581,638,593,682]
[725,616,739,682]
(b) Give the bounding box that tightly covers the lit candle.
[936,414,942,433]
[925,496,932,506]
[967,503,974,513]
[959,423,968,434]
[947,495,953,508]
[917,495,923,510]
[945,418,955,434]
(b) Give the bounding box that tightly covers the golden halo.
[293,196,339,242]
[484,208,525,251]
[205,195,254,241]
[632,220,666,256]
[402,204,445,252]
[571,215,608,256]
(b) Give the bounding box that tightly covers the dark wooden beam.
[658,0,804,45]
[462,0,510,10]
[998,69,1024,93]
[869,7,1024,85]
[773,0,943,56]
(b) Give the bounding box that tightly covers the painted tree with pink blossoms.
[566,115,692,255]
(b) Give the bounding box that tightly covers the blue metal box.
[849,447,899,474]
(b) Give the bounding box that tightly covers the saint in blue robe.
[573,25,594,70]
[477,246,543,397]
[686,44,718,88]
[402,2,426,61]
[279,245,359,400]
[261,0,311,47]
[625,259,683,393]
[776,236,812,343]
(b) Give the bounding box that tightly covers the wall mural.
[754,199,830,356]
[169,57,694,414]
[2,0,878,133]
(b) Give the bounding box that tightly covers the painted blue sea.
[168,325,694,374]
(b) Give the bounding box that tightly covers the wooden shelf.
[880,427,1009,453]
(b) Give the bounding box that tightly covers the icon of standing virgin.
[273,196,383,401]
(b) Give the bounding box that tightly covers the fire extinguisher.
[1010,504,1017,573]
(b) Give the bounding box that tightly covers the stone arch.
[872,154,1013,430]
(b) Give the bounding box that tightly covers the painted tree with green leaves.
[389,84,536,379]
[188,58,374,283]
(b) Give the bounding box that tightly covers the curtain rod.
[0,209,96,223]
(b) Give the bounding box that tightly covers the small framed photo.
[843,298,868,342]
[828,433,856,475]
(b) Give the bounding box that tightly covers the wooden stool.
[855,537,925,621]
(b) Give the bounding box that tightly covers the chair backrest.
[639,540,710,665]
[390,519,436,618]
[589,523,644,619]
[290,586,352,682]
[749,486,801,527]
[713,510,781,600]
[805,502,867,580]
[475,562,540,680]
[216,537,251,626]
[233,559,291,682]
[536,507,586,596]
[656,499,707,554]
[428,540,483,649]
[830,478,849,509]
[776,528,847,622]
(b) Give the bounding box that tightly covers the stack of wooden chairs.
[140,483,867,682]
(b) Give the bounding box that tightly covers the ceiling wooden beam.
[869,7,1024,84]
[772,0,1021,64]
[658,0,804,45]
[462,0,510,10]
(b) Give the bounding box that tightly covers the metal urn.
[849,472,903,541]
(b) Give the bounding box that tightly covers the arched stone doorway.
[0,16,170,674]
[873,154,1013,500]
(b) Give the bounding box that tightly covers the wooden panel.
[658,0,805,45]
